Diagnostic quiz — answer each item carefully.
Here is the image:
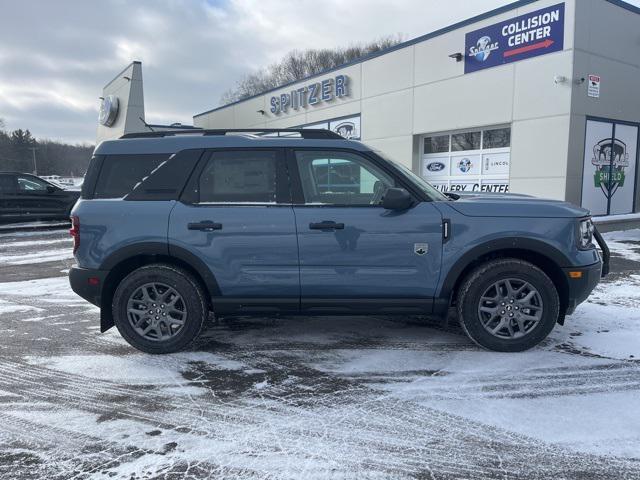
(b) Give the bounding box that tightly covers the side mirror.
[382,187,413,210]
[444,192,460,200]
[46,185,57,193]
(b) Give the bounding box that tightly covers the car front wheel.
[112,264,207,354]
[456,258,560,352]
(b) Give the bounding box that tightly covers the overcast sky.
[0,0,638,144]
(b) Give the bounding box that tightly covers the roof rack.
[119,128,344,140]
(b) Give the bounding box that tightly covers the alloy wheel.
[477,278,544,339]
[126,282,187,342]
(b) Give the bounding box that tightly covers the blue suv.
[69,129,609,354]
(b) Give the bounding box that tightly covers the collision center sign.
[464,3,564,73]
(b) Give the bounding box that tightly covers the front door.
[290,149,443,313]
[168,148,299,313]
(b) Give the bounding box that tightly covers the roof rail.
[119,128,344,140]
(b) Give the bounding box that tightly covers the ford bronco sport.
[69,129,609,354]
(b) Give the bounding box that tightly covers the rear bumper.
[563,261,602,315]
[69,266,108,307]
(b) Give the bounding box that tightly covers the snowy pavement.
[0,228,639,479]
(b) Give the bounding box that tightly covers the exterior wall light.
[449,53,463,62]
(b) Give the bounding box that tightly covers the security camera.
[554,75,567,84]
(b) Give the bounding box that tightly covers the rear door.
[168,148,300,313]
[290,149,443,313]
[0,174,20,222]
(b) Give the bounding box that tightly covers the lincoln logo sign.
[270,75,349,115]
[592,138,629,198]
[464,3,564,73]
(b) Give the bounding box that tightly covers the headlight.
[578,218,595,249]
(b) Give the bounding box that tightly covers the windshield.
[373,151,449,201]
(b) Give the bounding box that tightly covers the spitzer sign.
[464,3,565,73]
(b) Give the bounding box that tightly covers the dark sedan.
[0,172,81,224]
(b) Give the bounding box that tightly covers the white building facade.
[193,0,640,216]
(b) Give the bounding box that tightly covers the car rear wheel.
[456,258,559,352]
[112,264,207,354]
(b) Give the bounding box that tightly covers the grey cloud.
[2,0,638,143]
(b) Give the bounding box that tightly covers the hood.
[447,193,589,218]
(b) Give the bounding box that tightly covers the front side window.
[198,150,277,203]
[17,176,49,192]
[295,150,395,206]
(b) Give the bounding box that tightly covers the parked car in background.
[0,172,81,224]
[41,175,84,190]
[69,129,609,354]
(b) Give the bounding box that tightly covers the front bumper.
[563,226,609,315]
[69,266,108,307]
[563,261,602,315]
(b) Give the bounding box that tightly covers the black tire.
[112,264,207,354]
[456,258,559,352]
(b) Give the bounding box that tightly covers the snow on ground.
[0,276,96,311]
[602,228,640,262]
[0,220,69,231]
[0,247,74,265]
[0,227,639,478]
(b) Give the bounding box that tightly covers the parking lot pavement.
[0,228,639,479]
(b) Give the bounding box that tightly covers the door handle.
[188,221,223,232]
[309,221,345,230]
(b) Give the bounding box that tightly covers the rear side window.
[0,175,16,194]
[198,150,277,203]
[93,154,168,199]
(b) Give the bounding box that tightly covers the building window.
[424,135,450,154]
[483,128,511,149]
[421,126,511,194]
[300,115,361,140]
[451,131,481,151]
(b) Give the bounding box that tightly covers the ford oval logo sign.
[99,95,119,127]
[426,162,445,172]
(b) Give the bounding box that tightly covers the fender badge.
[414,243,428,255]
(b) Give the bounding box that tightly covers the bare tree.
[220,35,402,105]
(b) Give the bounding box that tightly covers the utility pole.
[29,147,38,175]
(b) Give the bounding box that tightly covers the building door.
[581,119,639,216]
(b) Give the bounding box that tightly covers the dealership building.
[99,0,640,216]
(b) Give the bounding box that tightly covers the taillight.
[70,215,80,254]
